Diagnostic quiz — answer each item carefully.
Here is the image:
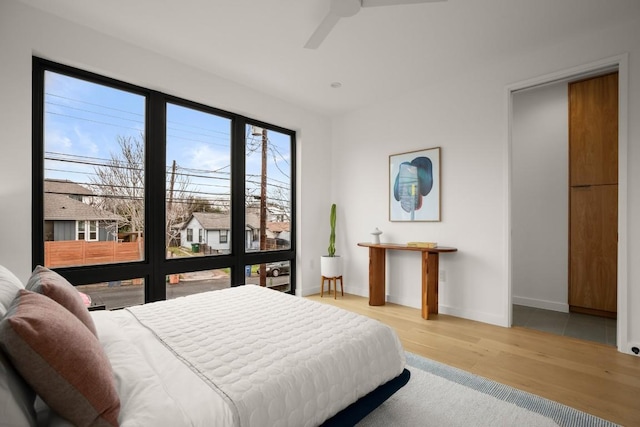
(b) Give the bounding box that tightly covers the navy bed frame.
[321,368,411,426]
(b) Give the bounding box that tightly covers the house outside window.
[198,228,203,243]
[187,228,193,242]
[220,229,228,244]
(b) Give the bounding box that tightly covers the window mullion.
[230,118,246,287]
[31,58,46,268]
[145,92,167,303]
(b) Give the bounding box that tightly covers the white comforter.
[94,285,404,427]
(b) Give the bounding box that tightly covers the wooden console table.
[357,243,457,320]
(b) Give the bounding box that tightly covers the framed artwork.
[389,147,440,222]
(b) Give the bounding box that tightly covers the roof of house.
[44,179,93,196]
[44,193,123,221]
[185,211,262,230]
[190,212,230,230]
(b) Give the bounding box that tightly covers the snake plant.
[328,203,336,257]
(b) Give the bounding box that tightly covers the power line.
[46,111,143,133]
[46,101,144,125]
[45,152,290,190]
[45,92,144,117]
[46,92,233,140]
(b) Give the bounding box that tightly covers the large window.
[245,125,293,290]
[33,58,296,308]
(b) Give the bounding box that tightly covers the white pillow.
[0,265,36,426]
[0,264,24,318]
[0,350,36,427]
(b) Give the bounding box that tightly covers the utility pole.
[168,160,176,212]
[167,160,177,250]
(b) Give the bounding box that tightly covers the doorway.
[507,57,628,351]
[512,305,616,346]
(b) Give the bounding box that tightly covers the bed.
[0,265,409,427]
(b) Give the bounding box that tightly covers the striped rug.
[358,352,618,427]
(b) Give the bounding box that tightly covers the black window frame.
[32,57,296,302]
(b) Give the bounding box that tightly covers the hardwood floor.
[306,293,640,426]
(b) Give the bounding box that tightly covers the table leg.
[369,247,386,306]
[421,252,440,319]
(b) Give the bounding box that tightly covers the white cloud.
[73,126,100,156]
[45,128,73,151]
[186,143,230,172]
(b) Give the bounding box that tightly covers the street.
[81,274,291,310]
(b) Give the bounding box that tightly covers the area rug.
[357,352,618,427]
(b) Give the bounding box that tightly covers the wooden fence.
[45,239,143,268]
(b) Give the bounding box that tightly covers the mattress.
[86,285,405,427]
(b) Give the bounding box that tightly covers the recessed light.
[330,82,342,89]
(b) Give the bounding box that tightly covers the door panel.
[569,73,618,187]
[569,185,617,313]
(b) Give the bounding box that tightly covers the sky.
[43,70,292,212]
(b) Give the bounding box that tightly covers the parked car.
[266,261,290,277]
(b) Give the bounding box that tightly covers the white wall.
[0,1,331,296]
[333,67,509,326]
[511,82,569,312]
[331,15,640,354]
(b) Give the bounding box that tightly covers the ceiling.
[18,0,640,116]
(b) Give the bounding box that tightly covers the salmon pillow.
[0,290,120,427]
[26,265,97,336]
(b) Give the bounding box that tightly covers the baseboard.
[512,296,569,313]
[385,295,506,327]
[386,294,420,309]
[345,291,554,327]
[344,284,369,299]
[438,305,506,327]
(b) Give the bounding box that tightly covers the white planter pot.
[321,256,342,277]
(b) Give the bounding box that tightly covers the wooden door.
[569,185,617,314]
[569,72,618,186]
[568,72,618,317]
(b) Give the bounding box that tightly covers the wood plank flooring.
[306,293,640,426]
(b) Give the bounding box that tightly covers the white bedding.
[92,307,233,426]
[51,285,406,427]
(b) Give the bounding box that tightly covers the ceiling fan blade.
[304,13,341,49]
[362,0,446,7]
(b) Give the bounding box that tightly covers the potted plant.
[321,203,342,277]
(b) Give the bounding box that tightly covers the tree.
[91,135,145,238]
[91,134,193,249]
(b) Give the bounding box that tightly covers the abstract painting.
[389,147,440,221]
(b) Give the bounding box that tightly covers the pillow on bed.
[0,350,36,427]
[0,290,120,427]
[0,264,24,318]
[26,265,97,336]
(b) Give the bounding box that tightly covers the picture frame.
[389,147,441,222]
